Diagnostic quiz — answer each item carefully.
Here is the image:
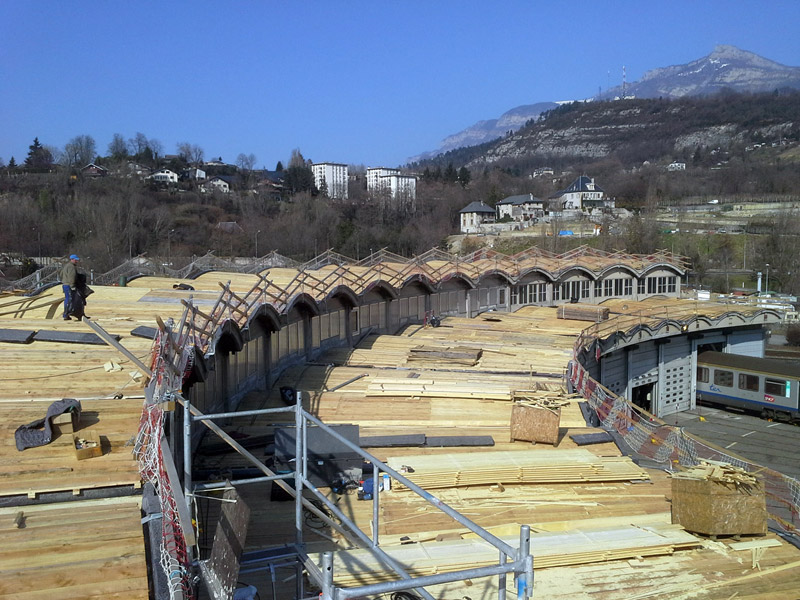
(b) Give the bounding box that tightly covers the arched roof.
[324,285,360,308]
[209,319,245,356]
[285,293,322,317]
[517,266,556,283]
[639,262,685,277]
[362,280,400,300]
[245,303,282,333]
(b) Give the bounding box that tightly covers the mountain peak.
[410,47,800,163]
[707,44,787,69]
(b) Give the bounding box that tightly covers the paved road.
[672,404,800,481]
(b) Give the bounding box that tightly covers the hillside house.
[495,194,544,222]
[180,167,206,181]
[148,169,179,184]
[202,176,231,193]
[80,163,108,178]
[255,170,286,201]
[550,176,613,211]
[667,162,686,171]
[125,162,152,178]
[459,201,496,233]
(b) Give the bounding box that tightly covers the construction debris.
[511,401,562,445]
[671,460,766,536]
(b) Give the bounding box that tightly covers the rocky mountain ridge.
[409,101,557,163]
[467,92,799,169]
[411,46,800,163]
[602,45,800,100]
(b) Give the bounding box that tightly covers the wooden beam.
[158,436,197,546]
[81,318,152,378]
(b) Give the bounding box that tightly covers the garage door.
[600,350,627,398]
[658,338,692,416]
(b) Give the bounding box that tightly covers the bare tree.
[177,142,204,165]
[288,148,306,169]
[236,153,257,172]
[128,132,150,157]
[149,138,164,162]
[176,142,192,163]
[107,133,128,160]
[62,134,97,168]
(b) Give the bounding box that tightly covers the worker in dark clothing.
[60,254,80,320]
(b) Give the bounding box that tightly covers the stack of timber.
[320,522,699,587]
[671,460,767,536]
[557,304,610,322]
[386,449,649,490]
[366,377,512,399]
[406,344,482,366]
[671,459,760,487]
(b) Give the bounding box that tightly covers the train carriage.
[696,351,800,421]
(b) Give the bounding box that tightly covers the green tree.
[457,166,471,187]
[444,163,458,183]
[275,161,284,172]
[24,137,53,170]
[284,164,315,194]
[7,156,16,169]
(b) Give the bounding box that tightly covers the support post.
[498,550,507,600]
[183,394,192,511]
[516,525,532,600]
[372,461,380,547]
[321,552,334,600]
[294,390,304,548]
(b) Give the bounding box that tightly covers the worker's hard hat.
[70,254,80,261]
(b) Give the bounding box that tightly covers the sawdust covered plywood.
[671,461,767,536]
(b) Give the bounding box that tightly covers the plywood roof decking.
[2,272,796,598]
[0,398,143,497]
[214,306,800,599]
[0,497,149,599]
[0,285,173,596]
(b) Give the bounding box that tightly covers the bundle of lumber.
[557,305,610,322]
[671,459,759,487]
[406,345,482,366]
[386,449,649,490]
[366,378,511,399]
[319,522,699,587]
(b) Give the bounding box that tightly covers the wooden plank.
[81,318,153,377]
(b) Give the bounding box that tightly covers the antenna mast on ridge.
[622,65,627,98]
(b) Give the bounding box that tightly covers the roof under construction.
[0,248,796,599]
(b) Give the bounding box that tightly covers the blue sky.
[1,1,798,168]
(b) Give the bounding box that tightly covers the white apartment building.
[366,167,417,202]
[312,162,349,199]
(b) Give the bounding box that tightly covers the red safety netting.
[568,359,800,535]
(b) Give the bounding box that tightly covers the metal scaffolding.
[175,392,534,600]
